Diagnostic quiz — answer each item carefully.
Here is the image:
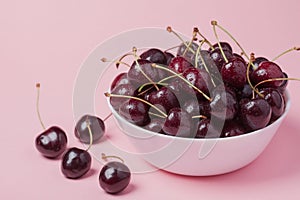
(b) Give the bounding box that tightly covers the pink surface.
[1,0,300,199]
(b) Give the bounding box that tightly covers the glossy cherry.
[143,118,165,133]
[119,99,150,126]
[162,108,192,137]
[240,98,272,131]
[74,115,105,144]
[147,87,179,114]
[99,161,131,194]
[35,126,68,158]
[221,57,247,89]
[61,147,92,179]
[168,56,193,73]
[209,42,233,53]
[164,51,175,65]
[110,83,135,110]
[140,48,167,65]
[110,73,130,91]
[221,120,246,137]
[251,61,284,88]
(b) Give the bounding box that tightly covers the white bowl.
[107,91,290,176]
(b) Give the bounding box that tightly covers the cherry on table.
[74,114,105,144]
[99,161,131,194]
[34,83,68,158]
[61,147,92,179]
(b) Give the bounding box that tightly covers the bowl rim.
[107,90,290,142]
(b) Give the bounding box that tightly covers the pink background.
[1,0,300,199]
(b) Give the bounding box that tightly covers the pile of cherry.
[35,84,130,194]
[107,22,298,138]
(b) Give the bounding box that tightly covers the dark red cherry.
[110,73,129,91]
[240,98,272,131]
[74,115,105,144]
[119,99,150,126]
[252,57,268,70]
[99,161,131,194]
[221,57,247,89]
[233,53,246,64]
[164,51,175,65]
[251,61,284,88]
[140,48,167,65]
[210,48,233,69]
[168,56,193,73]
[162,108,192,137]
[127,59,159,87]
[210,85,238,120]
[110,83,135,110]
[209,42,233,53]
[182,99,211,117]
[236,84,252,99]
[61,147,92,179]
[194,118,220,138]
[147,87,179,114]
[35,126,68,158]
[257,88,285,119]
[221,120,246,137]
[182,67,213,99]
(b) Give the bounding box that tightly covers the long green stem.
[211,21,228,63]
[101,153,124,163]
[86,118,93,151]
[167,26,195,54]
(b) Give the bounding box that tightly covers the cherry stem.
[194,27,214,49]
[36,83,46,130]
[167,26,195,54]
[195,40,216,87]
[101,153,124,163]
[211,21,229,63]
[100,58,131,68]
[149,111,166,119]
[254,77,300,89]
[272,46,300,61]
[191,115,207,119]
[85,117,93,151]
[152,63,212,102]
[164,45,181,52]
[103,113,113,122]
[138,82,168,93]
[246,61,263,98]
[132,47,159,91]
[105,92,168,117]
[182,29,198,56]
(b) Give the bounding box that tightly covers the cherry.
[239,98,272,131]
[177,42,199,63]
[162,108,192,137]
[182,98,211,117]
[209,42,233,53]
[252,57,268,70]
[194,118,220,138]
[35,126,68,158]
[110,83,135,110]
[210,85,238,120]
[278,72,288,92]
[168,56,193,73]
[127,59,159,87]
[257,88,285,119]
[34,83,67,158]
[74,115,105,144]
[119,99,150,126]
[110,73,129,91]
[221,120,246,137]
[251,61,284,88]
[140,48,167,65]
[61,147,92,179]
[147,87,179,114]
[221,57,247,89]
[182,67,213,99]
[210,48,233,69]
[99,161,131,194]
